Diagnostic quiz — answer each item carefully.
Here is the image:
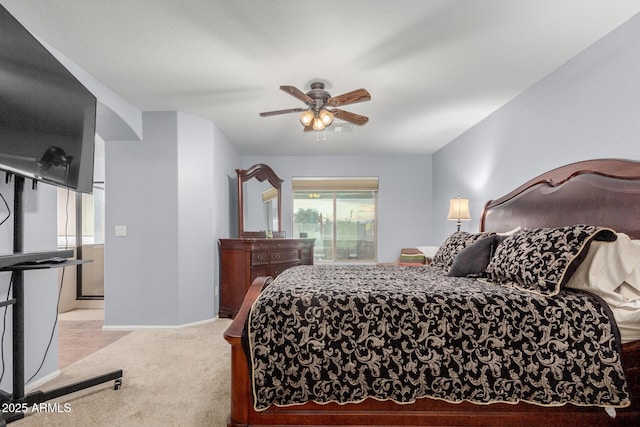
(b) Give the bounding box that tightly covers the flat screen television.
[0,4,96,194]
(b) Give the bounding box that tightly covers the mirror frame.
[237,163,284,238]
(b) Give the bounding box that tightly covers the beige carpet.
[18,318,232,426]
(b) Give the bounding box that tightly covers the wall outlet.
[115,225,127,237]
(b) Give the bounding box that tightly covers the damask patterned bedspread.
[245,264,630,411]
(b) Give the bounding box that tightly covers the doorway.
[56,183,105,308]
[56,136,105,312]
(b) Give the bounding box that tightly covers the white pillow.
[566,233,640,305]
[566,233,640,344]
[416,246,439,258]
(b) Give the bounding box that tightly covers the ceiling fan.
[259,82,371,132]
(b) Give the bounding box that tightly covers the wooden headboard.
[480,158,640,239]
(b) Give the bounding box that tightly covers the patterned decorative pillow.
[431,231,493,271]
[486,225,617,296]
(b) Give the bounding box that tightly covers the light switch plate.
[115,225,127,237]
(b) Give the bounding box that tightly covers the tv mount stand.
[0,176,122,425]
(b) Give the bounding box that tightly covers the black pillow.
[430,231,492,271]
[448,235,500,277]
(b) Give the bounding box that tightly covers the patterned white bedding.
[245,264,629,412]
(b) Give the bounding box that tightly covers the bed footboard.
[223,276,273,427]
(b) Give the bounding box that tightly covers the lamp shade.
[299,110,314,127]
[312,116,326,131]
[447,197,471,221]
[319,109,334,126]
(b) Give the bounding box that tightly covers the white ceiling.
[3,0,640,156]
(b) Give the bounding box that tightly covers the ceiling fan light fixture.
[312,116,326,131]
[319,109,334,126]
[299,110,314,126]
[261,82,370,134]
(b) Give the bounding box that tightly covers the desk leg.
[11,270,24,401]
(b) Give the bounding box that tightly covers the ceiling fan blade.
[280,85,314,106]
[326,89,371,107]
[259,107,308,117]
[331,108,369,126]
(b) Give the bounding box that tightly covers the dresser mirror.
[237,163,284,238]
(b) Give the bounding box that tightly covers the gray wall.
[104,111,240,327]
[212,125,242,313]
[105,111,179,326]
[243,155,433,262]
[0,180,59,390]
[176,112,216,324]
[432,13,640,244]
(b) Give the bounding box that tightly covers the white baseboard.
[74,299,105,309]
[102,316,219,331]
[25,369,61,392]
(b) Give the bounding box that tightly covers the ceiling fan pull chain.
[315,130,327,143]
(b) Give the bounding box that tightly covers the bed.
[224,158,640,426]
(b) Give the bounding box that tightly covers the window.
[292,178,378,262]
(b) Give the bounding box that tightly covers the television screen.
[0,5,96,194]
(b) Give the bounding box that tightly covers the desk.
[0,250,122,425]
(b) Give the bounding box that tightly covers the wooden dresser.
[219,238,315,318]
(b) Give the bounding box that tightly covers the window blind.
[292,177,379,191]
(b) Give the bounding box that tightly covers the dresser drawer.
[270,263,299,278]
[250,266,269,282]
[250,241,269,251]
[270,250,300,264]
[251,251,269,265]
[300,247,313,261]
